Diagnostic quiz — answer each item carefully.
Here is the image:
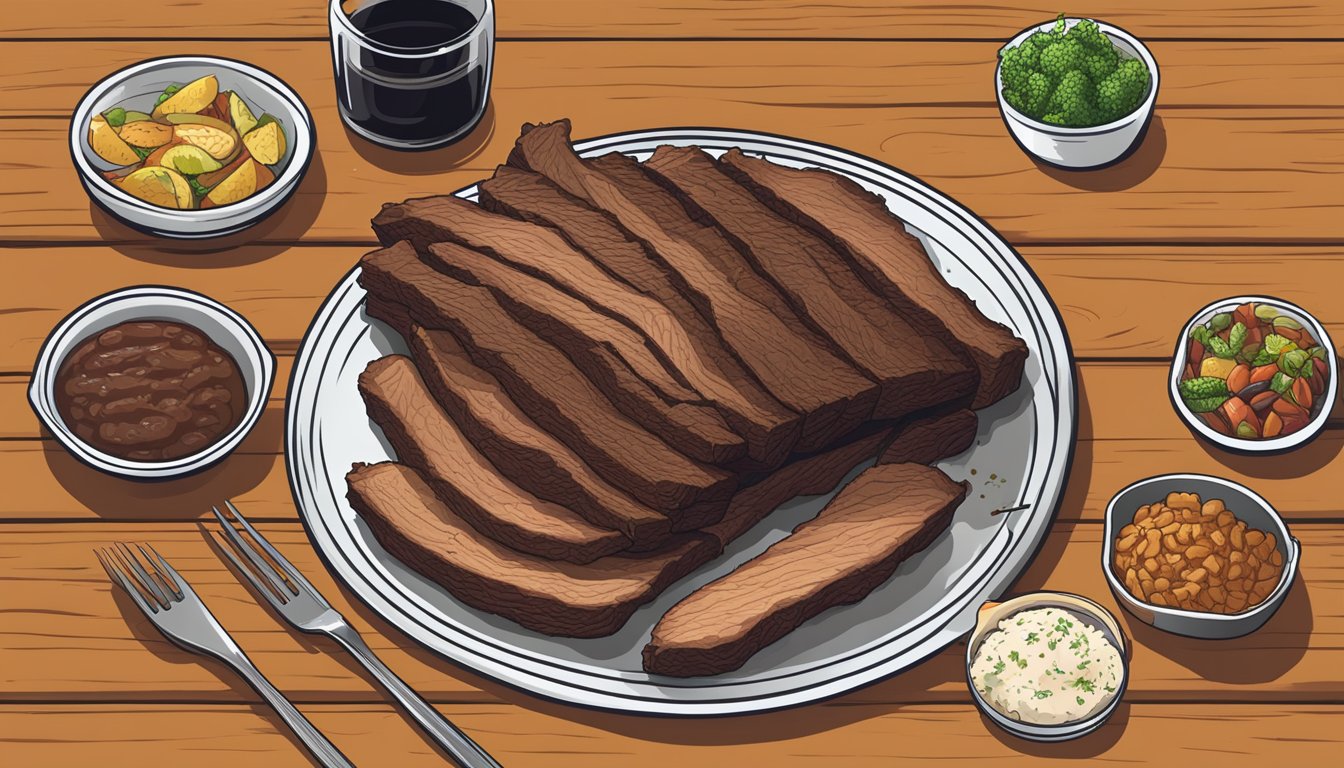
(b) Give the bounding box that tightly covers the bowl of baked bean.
[1103,473,1300,639]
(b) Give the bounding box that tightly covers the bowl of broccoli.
[996,15,1158,169]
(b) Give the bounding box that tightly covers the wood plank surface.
[2,703,1340,766]
[7,41,1344,118]
[5,246,1344,374]
[5,2,1344,40]
[0,523,1337,704]
[4,362,1342,522]
[0,43,1341,245]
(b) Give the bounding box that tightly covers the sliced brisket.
[878,408,979,466]
[719,148,1028,410]
[478,166,800,469]
[508,120,878,452]
[644,462,967,677]
[644,145,978,420]
[358,242,736,516]
[408,325,674,548]
[359,355,629,563]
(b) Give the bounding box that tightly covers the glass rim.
[329,0,492,57]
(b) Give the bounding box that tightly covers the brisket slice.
[421,238,744,466]
[878,408,979,466]
[359,355,629,563]
[718,148,1028,410]
[376,193,798,471]
[347,462,717,638]
[644,463,967,677]
[408,325,673,548]
[359,242,735,516]
[507,120,878,453]
[346,431,892,637]
[645,145,978,420]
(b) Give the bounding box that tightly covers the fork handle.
[217,644,355,768]
[330,623,503,768]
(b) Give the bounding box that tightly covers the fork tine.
[113,542,170,609]
[138,543,184,601]
[96,547,157,615]
[212,505,295,598]
[223,499,313,595]
[212,530,289,608]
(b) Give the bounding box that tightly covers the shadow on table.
[1194,417,1344,480]
[343,101,497,177]
[88,152,329,268]
[43,443,277,520]
[1033,115,1166,192]
[1128,570,1313,685]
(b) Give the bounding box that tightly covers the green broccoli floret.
[1000,34,1046,93]
[1083,44,1118,82]
[1004,71,1053,119]
[1046,70,1097,127]
[1039,38,1085,80]
[1070,18,1112,52]
[1095,57,1150,122]
[998,14,1148,127]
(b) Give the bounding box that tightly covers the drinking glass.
[329,0,494,150]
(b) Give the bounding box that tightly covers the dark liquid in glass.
[336,0,487,147]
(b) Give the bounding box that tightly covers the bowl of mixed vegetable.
[1171,297,1337,452]
[996,15,1158,169]
[71,56,314,239]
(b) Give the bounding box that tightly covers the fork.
[96,542,353,768]
[212,500,502,768]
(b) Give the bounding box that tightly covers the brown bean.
[1211,529,1227,548]
[1229,551,1245,564]
[1146,529,1162,555]
[1117,533,1139,552]
[1138,568,1154,582]
[1166,553,1183,565]
[1201,499,1226,517]
[1271,549,1284,567]
[1252,580,1276,599]
[1154,577,1171,592]
[1163,534,1181,552]
[1246,530,1266,547]
[1160,523,1181,536]
[1145,557,1160,574]
[1226,564,1243,580]
[1209,586,1228,603]
[1120,524,1138,538]
[1186,567,1209,583]
[1186,545,1211,560]
[1141,579,1155,597]
[1186,581,1202,597]
[1134,505,1152,523]
[1153,510,1176,528]
[1203,554,1222,574]
[1218,511,1236,529]
[1231,526,1246,549]
[1177,524,1193,545]
[1150,592,1168,606]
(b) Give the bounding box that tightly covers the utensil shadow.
[1034,115,1166,192]
[88,153,329,267]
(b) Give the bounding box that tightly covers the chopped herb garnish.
[993,660,1005,675]
[1025,632,1039,645]
[1076,696,1086,706]
[1073,678,1096,693]
[1033,690,1053,699]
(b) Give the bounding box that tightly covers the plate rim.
[285,126,1078,715]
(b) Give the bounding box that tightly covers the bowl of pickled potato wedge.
[1103,474,1300,639]
[71,56,314,239]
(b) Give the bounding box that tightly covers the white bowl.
[70,56,314,239]
[1103,474,1301,639]
[28,286,275,479]
[995,18,1159,169]
[1170,295,1337,453]
[966,592,1129,742]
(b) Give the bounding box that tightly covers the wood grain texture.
[5,363,1343,522]
[2,703,1342,767]
[0,523,1337,703]
[1,43,1342,245]
[6,41,1344,118]
[6,2,1344,39]
[2,246,1342,373]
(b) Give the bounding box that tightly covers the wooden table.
[2,2,1341,764]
